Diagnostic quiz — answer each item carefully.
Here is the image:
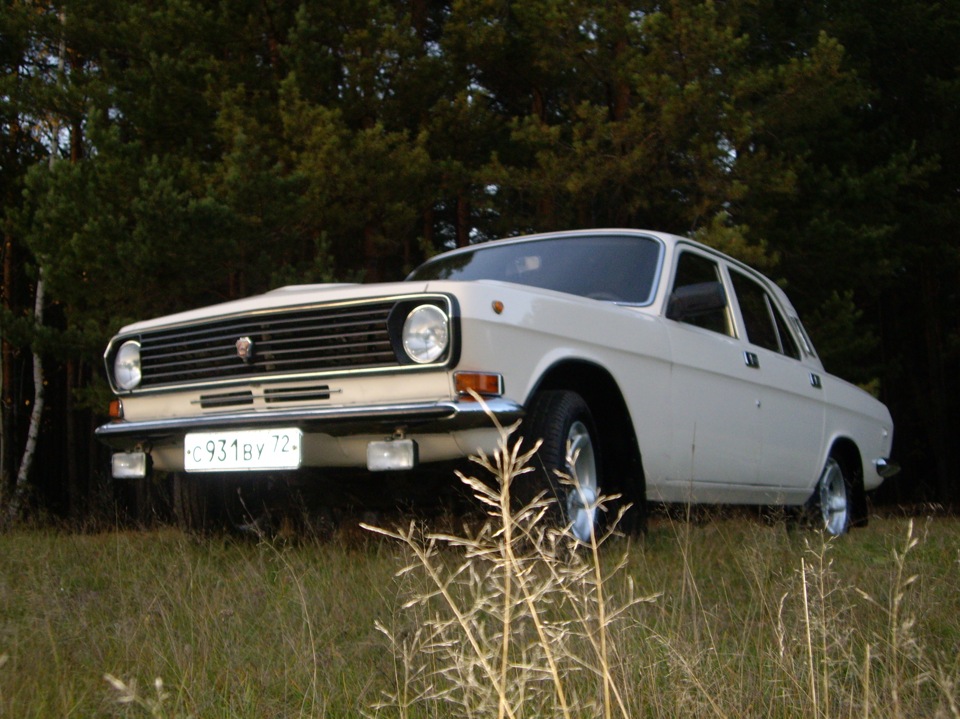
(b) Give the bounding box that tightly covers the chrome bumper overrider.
[874,457,901,479]
[95,398,524,449]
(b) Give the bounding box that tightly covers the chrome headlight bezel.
[401,304,450,364]
[113,339,142,391]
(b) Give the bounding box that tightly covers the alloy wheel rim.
[565,420,599,542]
[819,459,848,535]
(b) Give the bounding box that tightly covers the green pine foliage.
[2,0,959,512]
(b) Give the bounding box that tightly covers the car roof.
[426,228,679,258]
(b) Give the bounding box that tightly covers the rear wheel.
[524,390,603,542]
[817,458,851,536]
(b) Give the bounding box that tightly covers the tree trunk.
[5,270,44,524]
[456,190,470,248]
[4,9,61,524]
[919,267,955,503]
[420,206,435,264]
[66,358,81,521]
[364,223,382,282]
[1,234,13,495]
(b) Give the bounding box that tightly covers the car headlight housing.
[402,304,449,364]
[114,340,142,390]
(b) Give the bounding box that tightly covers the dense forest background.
[2,0,958,523]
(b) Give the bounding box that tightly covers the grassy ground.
[1,505,957,718]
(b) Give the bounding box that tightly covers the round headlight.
[114,340,142,391]
[402,305,449,364]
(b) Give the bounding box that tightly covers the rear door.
[727,269,825,496]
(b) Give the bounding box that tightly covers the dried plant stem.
[498,442,514,719]
[586,503,612,719]
[498,417,571,718]
[863,642,872,719]
[802,557,819,716]
[368,521,520,719]
[888,519,919,719]
[511,543,572,719]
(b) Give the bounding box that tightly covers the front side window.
[669,251,732,336]
[730,270,801,359]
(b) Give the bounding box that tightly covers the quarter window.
[791,316,817,357]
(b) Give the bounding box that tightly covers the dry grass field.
[1,438,958,718]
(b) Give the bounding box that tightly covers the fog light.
[112,452,149,479]
[367,440,418,471]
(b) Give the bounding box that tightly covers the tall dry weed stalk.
[772,518,959,719]
[364,404,658,719]
[854,518,960,719]
[103,674,187,719]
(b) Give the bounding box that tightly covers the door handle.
[744,351,760,369]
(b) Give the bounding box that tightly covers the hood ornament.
[236,336,255,363]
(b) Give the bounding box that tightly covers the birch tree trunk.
[3,11,62,525]
[0,312,7,499]
[4,271,44,523]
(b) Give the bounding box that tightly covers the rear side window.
[730,271,801,359]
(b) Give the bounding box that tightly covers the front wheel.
[524,390,603,542]
[817,458,851,536]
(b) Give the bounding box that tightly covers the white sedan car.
[97,229,898,537]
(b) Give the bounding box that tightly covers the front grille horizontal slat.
[147,365,251,382]
[255,325,392,346]
[129,298,441,390]
[255,339,394,359]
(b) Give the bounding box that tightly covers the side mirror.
[666,282,727,321]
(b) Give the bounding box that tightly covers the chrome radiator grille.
[134,300,399,389]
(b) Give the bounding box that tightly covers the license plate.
[184,429,302,472]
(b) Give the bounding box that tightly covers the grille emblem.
[235,336,255,363]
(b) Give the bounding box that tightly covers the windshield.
[407,234,663,305]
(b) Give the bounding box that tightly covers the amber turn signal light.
[454,371,503,398]
[109,399,124,420]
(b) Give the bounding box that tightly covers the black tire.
[815,457,851,536]
[523,390,604,542]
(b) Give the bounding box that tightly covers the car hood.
[115,281,432,334]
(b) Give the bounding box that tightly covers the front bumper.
[95,397,525,450]
[874,457,901,479]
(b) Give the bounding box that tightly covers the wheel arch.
[827,437,868,527]
[527,359,647,531]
